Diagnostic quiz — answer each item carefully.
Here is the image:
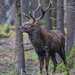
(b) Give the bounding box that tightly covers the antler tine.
[23,12,36,20]
[23,13,31,19]
[36,0,52,21]
[44,0,52,12]
[33,0,42,17]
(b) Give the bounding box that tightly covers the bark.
[15,0,26,73]
[56,0,64,33]
[66,0,75,53]
[51,0,57,28]
[64,0,67,25]
[55,0,64,62]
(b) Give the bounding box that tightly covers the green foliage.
[56,46,75,74]
[31,52,38,61]
[73,62,75,70]
[67,46,75,62]
[0,24,13,38]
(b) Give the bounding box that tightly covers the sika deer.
[20,0,67,75]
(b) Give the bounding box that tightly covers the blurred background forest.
[0,0,75,75]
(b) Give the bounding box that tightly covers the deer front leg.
[44,53,50,75]
[38,55,44,74]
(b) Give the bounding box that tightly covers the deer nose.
[19,26,26,32]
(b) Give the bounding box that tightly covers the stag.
[20,0,67,75]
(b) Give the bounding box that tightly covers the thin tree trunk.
[64,0,67,25]
[15,0,26,73]
[56,0,64,62]
[56,0,64,33]
[51,0,57,28]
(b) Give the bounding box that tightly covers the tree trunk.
[64,0,67,25]
[15,0,26,73]
[56,0,64,63]
[51,0,57,28]
[66,0,75,53]
[56,0,64,33]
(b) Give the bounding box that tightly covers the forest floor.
[0,32,75,75]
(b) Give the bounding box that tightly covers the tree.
[51,0,57,28]
[66,0,75,53]
[56,0,64,33]
[15,0,26,73]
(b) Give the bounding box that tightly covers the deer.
[20,0,67,75]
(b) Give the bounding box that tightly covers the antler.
[23,13,31,19]
[23,0,52,22]
[32,0,42,17]
[36,0,52,21]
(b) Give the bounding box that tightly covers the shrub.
[0,24,13,38]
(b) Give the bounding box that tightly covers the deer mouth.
[19,26,27,32]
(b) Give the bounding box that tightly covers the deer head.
[21,0,52,34]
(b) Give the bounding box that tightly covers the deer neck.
[28,27,40,39]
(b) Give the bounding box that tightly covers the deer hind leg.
[44,53,50,75]
[51,54,57,73]
[58,49,70,74]
[58,47,67,66]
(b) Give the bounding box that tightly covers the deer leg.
[38,55,44,74]
[58,48,67,67]
[58,49,70,72]
[44,53,50,75]
[51,54,57,73]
